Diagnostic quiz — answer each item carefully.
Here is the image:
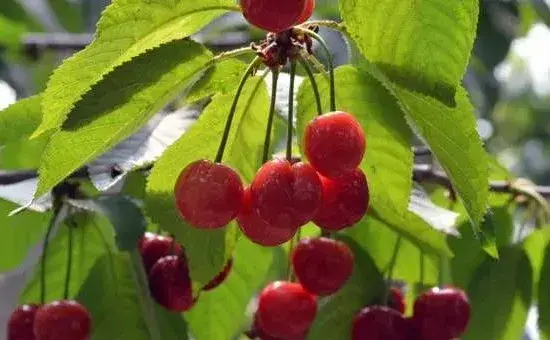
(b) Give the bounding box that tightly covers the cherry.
[33,300,91,340]
[412,287,470,340]
[291,237,354,296]
[148,255,194,312]
[295,0,315,24]
[304,111,366,178]
[312,169,369,230]
[7,304,39,340]
[203,258,233,291]
[138,232,182,273]
[256,281,317,339]
[389,287,407,315]
[237,187,297,247]
[352,306,410,340]
[174,159,244,229]
[251,314,308,340]
[250,159,322,229]
[240,0,307,33]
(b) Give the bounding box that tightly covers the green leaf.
[186,238,274,340]
[297,65,413,225]
[340,0,479,105]
[540,241,550,339]
[522,227,550,296]
[145,76,271,287]
[307,235,385,340]
[35,40,212,198]
[0,14,26,49]
[185,59,248,104]
[463,246,533,340]
[92,196,147,251]
[33,0,237,137]
[20,213,116,303]
[0,95,42,146]
[76,252,188,340]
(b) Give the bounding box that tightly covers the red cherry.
[389,287,407,315]
[291,237,354,296]
[250,159,322,229]
[352,306,409,340]
[240,0,307,33]
[203,258,233,291]
[33,300,91,340]
[295,0,315,24]
[8,304,39,340]
[256,281,317,339]
[313,169,369,230]
[138,232,183,273]
[148,256,194,312]
[251,314,308,340]
[304,111,366,178]
[237,188,297,247]
[412,287,470,340]
[175,160,244,229]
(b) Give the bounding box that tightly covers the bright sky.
[0,80,16,111]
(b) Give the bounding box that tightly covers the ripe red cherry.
[256,281,317,339]
[389,287,407,314]
[295,0,315,24]
[8,304,39,340]
[313,169,369,230]
[412,287,470,340]
[304,111,366,178]
[138,232,183,273]
[250,159,322,229]
[148,255,194,312]
[352,306,409,340]
[203,258,233,291]
[237,187,297,247]
[33,300,91,340]
[251,314,308,340]
[240,0,307,33]
[291,237,354,296]
[175,160,244,229]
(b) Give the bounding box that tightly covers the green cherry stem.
[287,61,297,161]
[295,27,336,111]
[215,56,260,163]
[40,204,63,304]
[298,56,323,116]
[63,218,76,300]
[419,251,425,290]
[262,69,280,164]
[383,236,402,306]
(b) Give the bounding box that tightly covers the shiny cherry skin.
[251,314,308,340]
[304,111,366,178]
[8,304,39,340]
[250,159,322,230]
[256,281,317,339]
[389,287,407,315]
[313,169,369,230]
[33,300,91,340]
[138,232,183,273]
[295,0,315,24]
[148,255,194,312]
[240,0,307,33]
[203,258,233,291]
[412,287,471,340]
[352,306,409,340]
[237,188,297,247]
[291,237,354,296]
[175,160,244,229]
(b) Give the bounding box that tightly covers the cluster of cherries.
[138,232,232,312]
[250,236,355,339]
[352,286,471,340]
[175,111,369,247]
[7,300,91,340]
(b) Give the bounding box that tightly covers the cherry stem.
[296,27,336,112]
[287,61,297,161]
[215,57,260,163]
[298,57,323,116]
[262,69,280,164]
[213,46,255,62]
[40,204,63,304]
[383,236,402,306]
[63,218,75,300]
[419,251,425,289]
